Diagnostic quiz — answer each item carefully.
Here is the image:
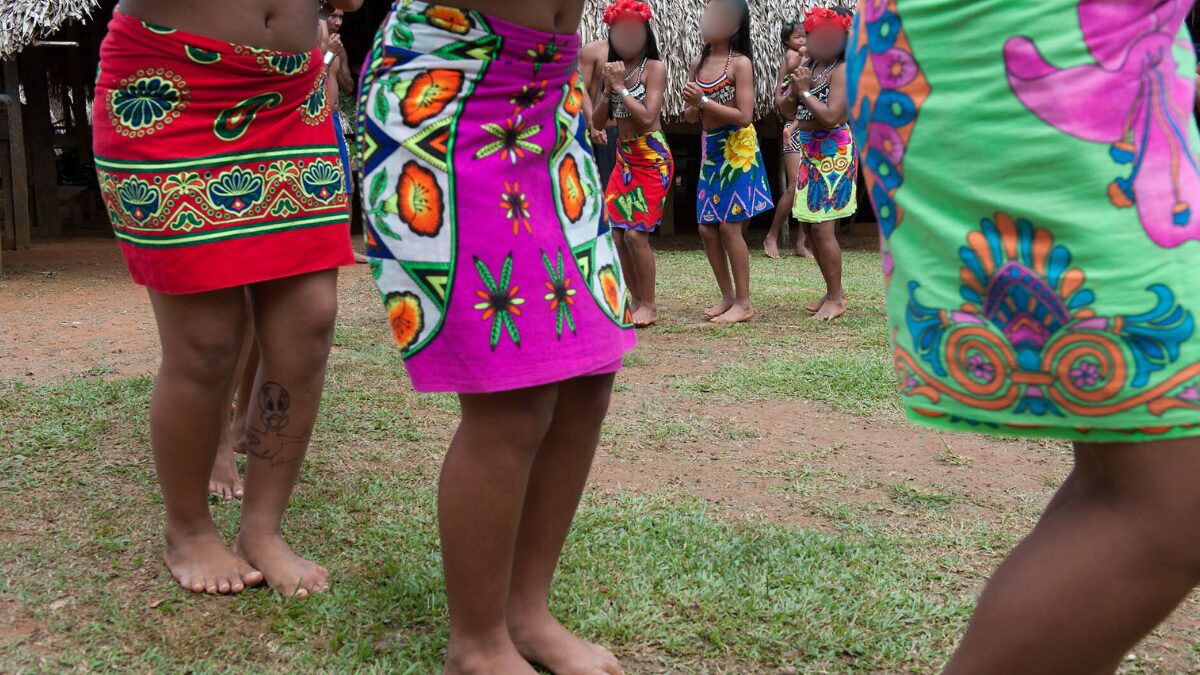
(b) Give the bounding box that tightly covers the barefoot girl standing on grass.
[850,0,1200,670]
[685,0,773,325]
[359,1,634,672]
[94,0,361,597]
[593,0,674,328]
[784,7,855,322]
[764,19,811,260]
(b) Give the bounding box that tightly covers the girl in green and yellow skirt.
[850,0,1200,670]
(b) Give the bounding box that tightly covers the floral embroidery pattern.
[542,250,578,338]
[108,69,190,138]
[527,39,562,75]
[1003,0,1199,247]
[475,115,544,164]
[510,81,548,115]
[499,181,532,235]
[898,212,1200,420]
[474,254,525,350]
[846,0,931,242]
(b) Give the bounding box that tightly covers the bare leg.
[235,269,339,598]
[699,223,734,318]
[626,230,658,327]
[231,336,260,455]
[801,222,827,312]
[147,288,263,595]
[508,373,622,674]
[712,221,753,324]
[611,228,639,312]
[766,151,804,259]
[809,220,846,321]
[209,303,254,500]
[943,437,1200,675]
[441,384,560,675]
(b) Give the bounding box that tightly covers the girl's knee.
[698,224,720,242]
[164,333,242,386]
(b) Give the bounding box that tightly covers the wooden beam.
[4,58,31,249]
[20,47,60,238]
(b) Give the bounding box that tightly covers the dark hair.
[780,20,800,45]
[319,4,332,20]
[608,22,661,62]
[692,0,753,80]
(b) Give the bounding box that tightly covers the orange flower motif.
[425,5,471,34]
[598,265,621,315]
[402,69,464,126]
[558,155,586,223]
[386,292,424,350]
[498,181,532,235]
[396,161,444,237]
[563,73,584,116]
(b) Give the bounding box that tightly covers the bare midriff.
[118,0,320,53]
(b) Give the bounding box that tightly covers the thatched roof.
[581,0,851,122]
[1,0,99,60]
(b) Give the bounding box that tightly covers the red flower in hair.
[603,0,653,25]
[803,7,852,33]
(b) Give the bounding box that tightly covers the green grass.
[0,372,976,672]
[2,242,1177,672]
[676,352,899,416]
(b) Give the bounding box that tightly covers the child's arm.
[683,56,701,124]
[774,53,799,111]
[613,61,667,129]
[591,63,613,131]
[796,62,848,128]
[694,56,755,128]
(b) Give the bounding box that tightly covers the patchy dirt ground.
[2,238,1197,671]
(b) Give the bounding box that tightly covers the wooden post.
[20,47,60,237]
[4,58,31,249]
[66,26,92,165]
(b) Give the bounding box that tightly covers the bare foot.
[705,298,734,318]
[444,640,538,675]
[711,303,754,324]
[632,305,659,328]
[763,236,781,259]
[813,295,848,321]
[354,252,370,264]
[209,435,243,500]
[793,246,813,259]
[164,526,262,594]
[805,296,827,313]
[510,610,623,675]
[235,532,329,598]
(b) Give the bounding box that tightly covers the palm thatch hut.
[0,0,99,59]
[0,0,103,268]
[580,0,850,121]
[576,0,854,233]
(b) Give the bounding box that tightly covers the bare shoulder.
[731,54,754,77]
[784,50,801,70]
[646,59,667,77]
[582,39,608,64]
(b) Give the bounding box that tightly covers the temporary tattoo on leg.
[245,382,308,466]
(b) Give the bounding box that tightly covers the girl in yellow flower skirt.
[684,0,773,324]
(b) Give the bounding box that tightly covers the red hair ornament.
[604,0,653,25]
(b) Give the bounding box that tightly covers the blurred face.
[806,25,845,60]
[326,9,344,33]
[700,0,740,44]
[787,27,806,53]
[610,18,647,60]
